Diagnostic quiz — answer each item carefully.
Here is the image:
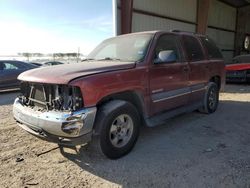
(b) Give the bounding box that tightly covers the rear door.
[149,34,190,115]
[182,35,208,104]
[199,36,224,85]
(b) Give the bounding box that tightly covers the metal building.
[115,0,250,63]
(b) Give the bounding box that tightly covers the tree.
[22,53,31,61]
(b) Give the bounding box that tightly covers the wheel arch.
[96,90,146,118]
[209,75,221,90]
[93,90,146,135]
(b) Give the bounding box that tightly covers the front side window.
[87,34,153,62]
[3,62,19,70]
[154,34,181,63]
[200,37,223,59]
[183,36,205,61]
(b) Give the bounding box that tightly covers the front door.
[0,61,24,89]
[149,34,190,115]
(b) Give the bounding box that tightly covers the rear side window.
[183,36,205,61]
[200,37,223,59]
[14,62,27,69]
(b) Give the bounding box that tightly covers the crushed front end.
[13,82,96,145]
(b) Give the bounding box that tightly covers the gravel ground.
[1,84,250,188]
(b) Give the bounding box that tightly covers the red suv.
[13,31,225,159]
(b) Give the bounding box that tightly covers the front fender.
[69,68,149,108]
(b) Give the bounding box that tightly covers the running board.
[145,102,203,127]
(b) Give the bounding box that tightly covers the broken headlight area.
[19,82,83,111]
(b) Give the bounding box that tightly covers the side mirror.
[154,50,177,64]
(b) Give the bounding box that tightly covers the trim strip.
[152,88,164,94]
[190,83,206,91]
[152,87,191,103]
[191,88,206,93]
[153,91,191,103]
[152,84,206,103]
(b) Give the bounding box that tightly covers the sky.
[0,0,114,56]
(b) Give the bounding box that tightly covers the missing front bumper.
[17,122,92,145]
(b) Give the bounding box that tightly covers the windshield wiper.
[97,57,122,61]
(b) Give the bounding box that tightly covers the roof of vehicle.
[117,30,206,38]
[233,54,250,63]
[30,62,42,66]
[45,61,63,64]
[0,60,38,67]
[44,61,64,65]
[170,30,205,37]
[0,60,27,63]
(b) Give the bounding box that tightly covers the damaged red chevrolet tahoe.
[13,31,225,159]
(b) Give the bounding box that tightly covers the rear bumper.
[13,98,96,145]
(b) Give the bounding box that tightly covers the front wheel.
[92,100,140,159]
[199,82,219,114]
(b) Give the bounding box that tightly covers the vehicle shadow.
[224,83,250,94]
[59,100,250,187]
[0,91,19,105]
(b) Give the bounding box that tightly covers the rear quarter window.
[200,37,223,59]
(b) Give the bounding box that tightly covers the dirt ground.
[1,84,250,188]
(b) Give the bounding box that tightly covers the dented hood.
[18,61,135,84]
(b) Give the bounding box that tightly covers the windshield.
[87,34,153,62]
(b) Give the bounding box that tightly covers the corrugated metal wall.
[132,0,197,33]
[133,0,197,23]
[116,0,237,61]
[207,0,237,62]
[132,13,195,33]
[208,0,236,30]
[207,28,235,61]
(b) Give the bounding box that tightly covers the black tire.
[91,100,140,159]
[199,82,219,114]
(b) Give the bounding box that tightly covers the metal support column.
[197,0,212,34]
[121,0,133,34]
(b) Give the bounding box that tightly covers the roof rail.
[170,30,195,34]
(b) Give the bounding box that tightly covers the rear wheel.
[91,100,140,159]
[199,82,219,114]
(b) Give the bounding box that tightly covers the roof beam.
[120,0,133,34]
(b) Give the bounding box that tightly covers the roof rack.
[170,30,195,34]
